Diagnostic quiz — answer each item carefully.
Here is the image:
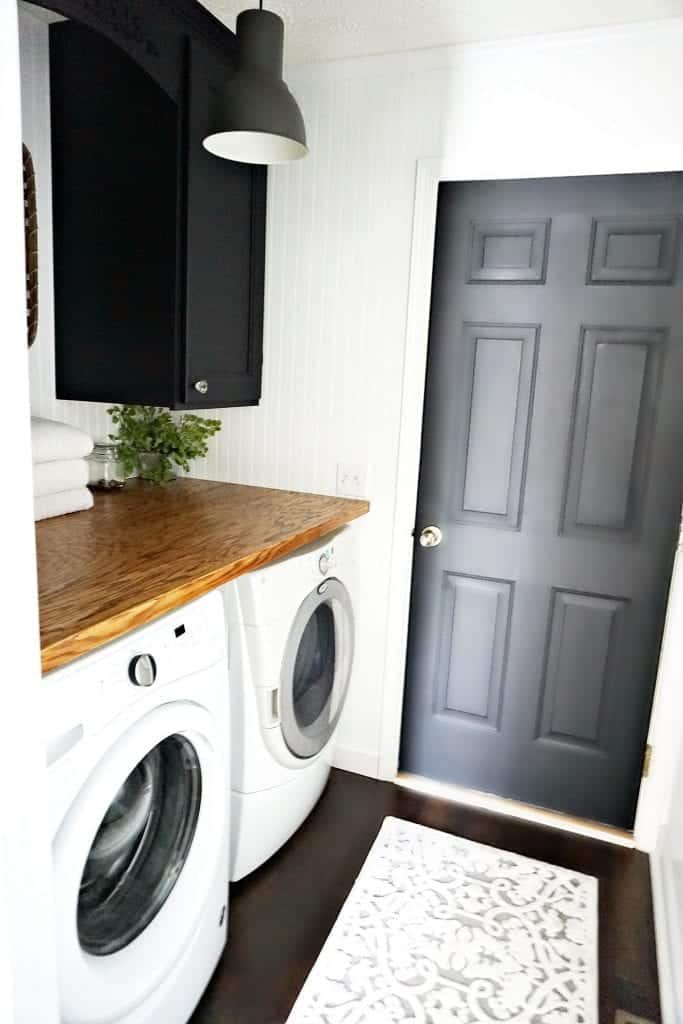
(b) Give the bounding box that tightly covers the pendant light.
[202,0,307,165]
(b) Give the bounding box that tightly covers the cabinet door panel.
[182,38,265,408]
[51,21,178,407]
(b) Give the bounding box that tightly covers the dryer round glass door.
[78,734,201,956]
[280,578,354,759]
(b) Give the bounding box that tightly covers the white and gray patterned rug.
[287,816,598,1024]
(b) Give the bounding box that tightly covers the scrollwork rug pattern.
[287,816,597,1024]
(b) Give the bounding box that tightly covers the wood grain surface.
[36,478,368,673]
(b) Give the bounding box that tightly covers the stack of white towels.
[32,417,95,522]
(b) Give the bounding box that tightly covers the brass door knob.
[418,526,442,548]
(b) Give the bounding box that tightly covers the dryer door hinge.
[642,744,653,779]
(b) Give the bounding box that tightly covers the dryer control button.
[319,552,334,575]
[128,653,157,687]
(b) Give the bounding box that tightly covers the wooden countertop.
[36,478,369,674]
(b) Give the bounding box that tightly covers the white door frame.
[378,155,683,851]
[0,4,59,1019]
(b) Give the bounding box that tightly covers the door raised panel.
[562,326,665,539]
[537,589,627,750]
[454,324,538,530]
[469,219,550,284]
[587,216,680,284]
[435,573,512,730]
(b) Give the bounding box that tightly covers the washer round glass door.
[78,733,201,956]
[53,701,224,1024]
[280,578,354,759]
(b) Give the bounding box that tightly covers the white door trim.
[650,836,683,1023]
[378,155,683,852]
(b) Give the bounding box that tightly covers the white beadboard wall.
[22,12,683,778]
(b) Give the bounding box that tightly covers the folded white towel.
[34,487,94,522]
[33,458,89,498]
[31,417,94,464]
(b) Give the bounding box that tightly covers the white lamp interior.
[203,131,308,165]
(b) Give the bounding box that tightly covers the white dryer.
[223,527,357,881]
[42,592,230,1024]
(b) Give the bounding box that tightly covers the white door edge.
[650,835,683,1023]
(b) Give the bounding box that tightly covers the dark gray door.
[401,174,683,828]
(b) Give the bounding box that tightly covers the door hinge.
[642,744,653,779]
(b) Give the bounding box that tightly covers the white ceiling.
[200,0,683,65]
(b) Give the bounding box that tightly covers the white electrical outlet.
[336,462,368,498]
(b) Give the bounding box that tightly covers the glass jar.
[87,441,126,490]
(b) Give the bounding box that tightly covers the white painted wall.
[2,4,59,1021]
[26,16,683,781]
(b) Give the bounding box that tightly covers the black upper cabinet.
[183,38,265,408]
[50,20,265,410]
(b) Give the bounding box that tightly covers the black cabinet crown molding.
[29,0,237,98]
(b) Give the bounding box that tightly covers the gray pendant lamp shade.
[202,7,307,165]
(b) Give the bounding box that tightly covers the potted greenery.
[108,405,222,484]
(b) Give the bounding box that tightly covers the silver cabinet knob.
[193,379,209,395]
[128,654,157,687]
[419,525,443,548]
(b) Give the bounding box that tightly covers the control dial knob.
[128,653,157,687]
[319,550,336,576]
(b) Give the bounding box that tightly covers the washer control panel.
[42,591,227,754]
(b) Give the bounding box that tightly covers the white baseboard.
[651,839,683,1023]
[332,744,378,778]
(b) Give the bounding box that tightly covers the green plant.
[108,405,222,484]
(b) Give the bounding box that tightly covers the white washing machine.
[41,591,230,1024]
[223,527,357,881]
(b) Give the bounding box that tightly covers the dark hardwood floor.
[190,769,660,1024]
